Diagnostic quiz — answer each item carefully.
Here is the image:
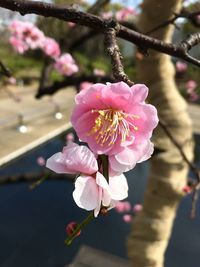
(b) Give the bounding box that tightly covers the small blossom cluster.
[185,80,199,102]
[115,201,143,223]
[175,61,188,73]
[9,20,78,76]
[46,82,159,217]
[101,7,136,22]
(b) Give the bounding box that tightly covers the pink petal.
[130,84,148,103]
[101,82,132,110]
[73,176,99,211]
[46,152,76,174]
[46,143,98,175]
[63,144,98,174]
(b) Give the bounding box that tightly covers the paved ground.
[0,83,75,166]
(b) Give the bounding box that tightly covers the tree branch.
[0,0,200,66]
[36,74,114,98]
[104,28,134,86]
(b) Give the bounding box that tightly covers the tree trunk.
[127,1,194,266]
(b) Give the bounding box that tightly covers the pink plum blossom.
[71,82,158,172]
[175,61,188,73]
[115,7,136,21]
[9,36,29,54]
[54,53,79,76]
[41,37,61,59]
[9,20,45,53]
[79,82,94,91]
[46,142,128,217]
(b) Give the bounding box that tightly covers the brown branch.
[0,0,200,66]
[0,60,12,77]
[146,10,200,35]
[104,28,134,86]
[36,74,114,98]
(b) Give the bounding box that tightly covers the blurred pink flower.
[9,36,28,54]
[115,201,131,213]
[7,77,17,85]
[101,11,113,19]
[93,68,105,76]
[54,53,79,76]
[41,37,61,59]
[9,20,45,53]
[79,82,94,91]
[68,22,76,27]
[66,132,75,142]
[71,82,158,172]
[123,214,132,223]
[186,80,197,91]
[46,142,128,216]
[175,61,188,73]
[133,204,143,213]
[185,80,199,102]
[115,7,136,21]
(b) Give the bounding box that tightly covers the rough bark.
[127,1,194,266]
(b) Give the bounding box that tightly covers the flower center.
[89,109,139,146]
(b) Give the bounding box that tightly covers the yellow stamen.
[88,109,139,146]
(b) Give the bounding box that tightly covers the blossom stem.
[100,155,109,182]
[64,211,94,245]
[29,173,49,190]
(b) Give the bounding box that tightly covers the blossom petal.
[46,152,76,174]
[109,174,128,200]
[46,143,98,175]
[96,172,111,207]
[73,176,99,211]
[130,84,148,103]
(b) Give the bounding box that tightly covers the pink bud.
[66,221,81,237]
[66,133,75,142]
[123,214,132,223]
[176,61,188,73]
[182,185,192,194]
[37,156,46,166]
[133,204,143,213]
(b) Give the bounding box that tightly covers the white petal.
[73,176,99,211]
[96,172,111,209]
[109,174,129,200]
